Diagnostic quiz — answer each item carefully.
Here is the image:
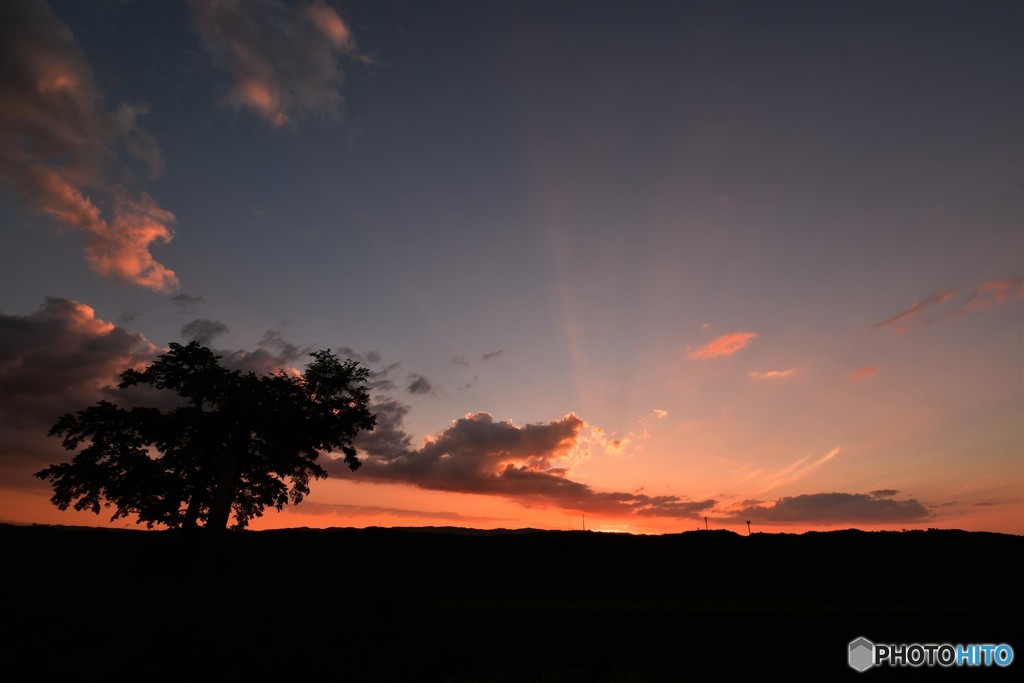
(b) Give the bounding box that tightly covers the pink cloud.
[189,0,363,127]
[234,78,286,127]
[749,368,795,380]
[956,277,1024,317]
[850,365,876,381]
[687,331,758,360]
[0,1,177,291]
[305,1,354,49]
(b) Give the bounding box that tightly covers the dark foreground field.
[1,525,1020,681]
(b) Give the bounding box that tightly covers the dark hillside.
[1,525,1019,681]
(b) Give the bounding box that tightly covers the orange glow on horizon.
[7,477,1020,537]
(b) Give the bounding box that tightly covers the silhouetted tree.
[36,342,376,530]
[746,520,751,535]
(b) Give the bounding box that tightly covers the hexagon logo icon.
[849,637,875,672]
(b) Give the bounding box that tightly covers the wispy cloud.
[749,368,795,380]
[653,409,668,419]
[181,318,229,346]
[872,290,956,332]
[874,278,1023,332]
[938,277,1024,322]
[957,474,994,493]
[406,373,433,396]
[687,331,758,360]
[258,326,309,363]
[850,365,876,381]
[170,293,205,313]
[0,1,178,291]
[189,0,364,127]
[335,347,382,365]
[450,355,470,368]
[728,492,929,523]
[757,446,841,494]
[482,349,505,362]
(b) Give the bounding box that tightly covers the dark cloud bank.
[331,405,716,519]
[727,493,929,524]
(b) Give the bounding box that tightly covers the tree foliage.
[36,342,376,530]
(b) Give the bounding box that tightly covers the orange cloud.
[749,368,795,380]
[0,2,178,291]
[25,167,178,291]
[88,193,177,290]
[850,365,876,380]
[687,331,758,360]
[61,300,115,336]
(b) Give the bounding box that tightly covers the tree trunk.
[206,447,242,531]
[183,493,203,529]
[183,400,206,529]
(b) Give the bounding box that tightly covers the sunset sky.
[1,0,1021,535]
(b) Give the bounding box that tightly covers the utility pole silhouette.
[704,516,708,531]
